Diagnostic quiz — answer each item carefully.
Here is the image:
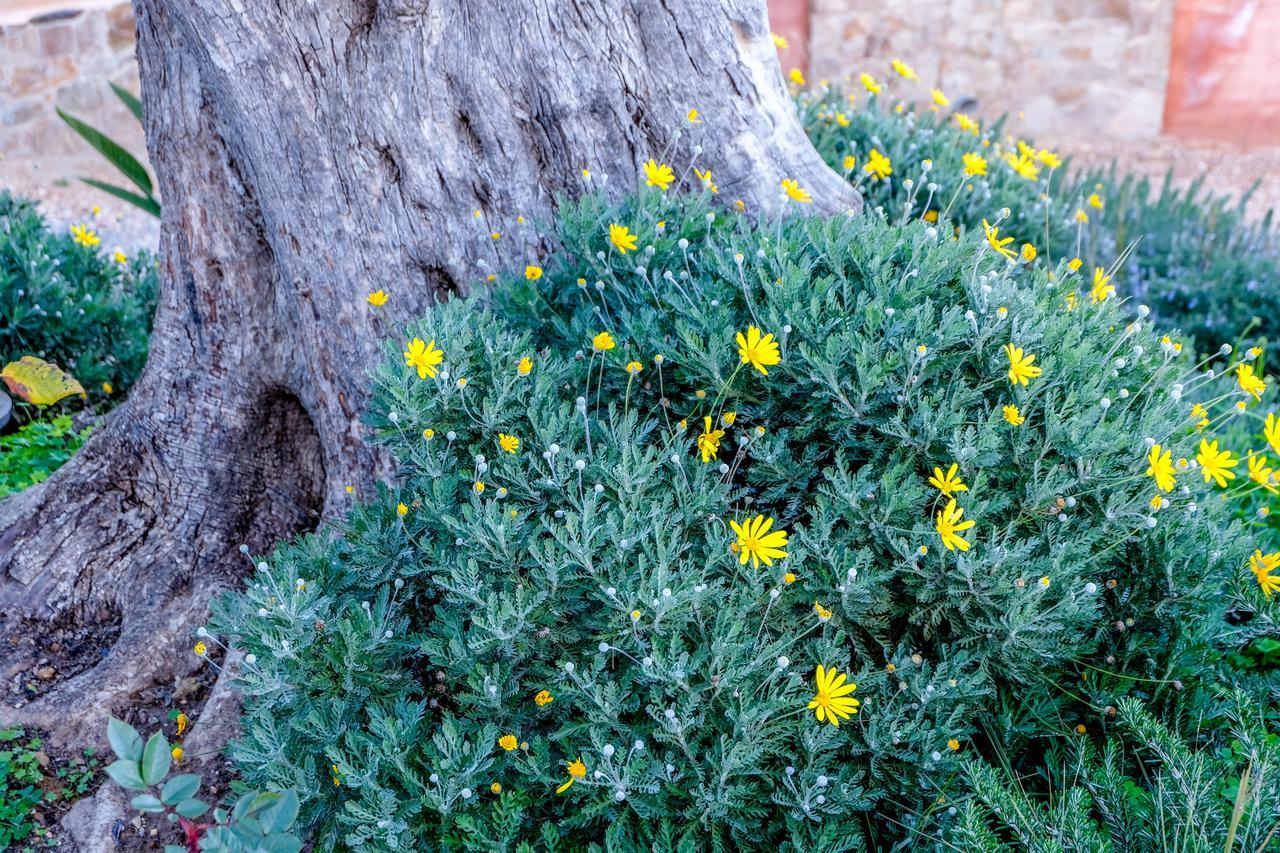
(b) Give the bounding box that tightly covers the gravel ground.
[2,136,1279,257]
[1055,135,1280,221]
[0,153,160,253]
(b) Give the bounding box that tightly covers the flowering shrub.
[0,191,157,407]
[798,71,1280,356]
[211,182,1275,848]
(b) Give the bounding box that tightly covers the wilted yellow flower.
[1068,257,1083,271]
[625,360,643,375]
[517,356,533,376]
[535,689,554,706]
[687,108,701,124]
[1021,243,1037,262]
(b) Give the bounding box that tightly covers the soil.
[11,644,230,851]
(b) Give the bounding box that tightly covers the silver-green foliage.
[213,191,1257,850]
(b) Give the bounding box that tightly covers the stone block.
[8,55,78,97]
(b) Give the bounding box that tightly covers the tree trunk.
[0,0,857,745]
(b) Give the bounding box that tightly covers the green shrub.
[0,415,91,499]
[211,186,1273,849]
[799,74,1279,357]
[950,694,1280,852]
[0,191,157,406]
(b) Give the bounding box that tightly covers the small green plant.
[0,191,157,410]
[105,718,303,853]
[0,415,91,498]
[56,83,160,218]
[0,728,48,848]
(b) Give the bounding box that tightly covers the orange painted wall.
[767,0,810,78]
[1155,0,1280,142]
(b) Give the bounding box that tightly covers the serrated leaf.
[107,718,143,762]
[2,357,87,406]
[140,731,171,786]
[174,797,210,819]
[106,758,147,791]
[131,794,164,813]
[160,773,201,805]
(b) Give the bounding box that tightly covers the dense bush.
[798,73,1279,357]
[1,191,157,407]
[211,184,1276,849]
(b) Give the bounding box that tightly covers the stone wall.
[802,0,1176,141]
[0,3,143,169]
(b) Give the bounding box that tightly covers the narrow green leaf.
[140,731,171,786]
[107,718,143,762]
[110,82,144,121]
[57,107,153,194]
[79,178,161,218]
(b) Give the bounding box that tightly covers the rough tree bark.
[0,0,858,745]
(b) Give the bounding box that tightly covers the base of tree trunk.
[0,0,859,752]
